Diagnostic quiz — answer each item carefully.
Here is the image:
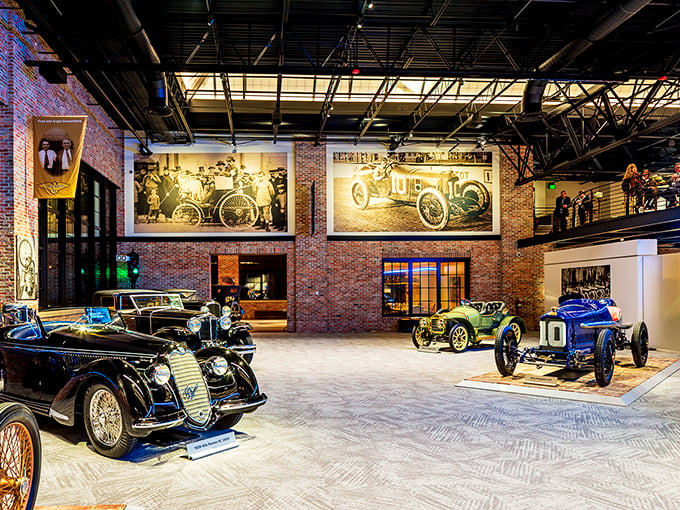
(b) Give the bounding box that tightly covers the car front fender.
[49,358,154,435]
[449,318,476,337]
[498,316,527,333]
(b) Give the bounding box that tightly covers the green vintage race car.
[412,299,526,353]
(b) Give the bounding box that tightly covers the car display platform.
[457,355,680,406]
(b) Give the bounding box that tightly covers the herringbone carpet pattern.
[34,333,680,509]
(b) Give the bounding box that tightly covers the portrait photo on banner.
[33,116,88,199]
[130,152,290,235]
[327,144,499,235]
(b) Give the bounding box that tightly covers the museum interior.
[1,1,680,509]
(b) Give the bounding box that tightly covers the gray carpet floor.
[34,332,680,510]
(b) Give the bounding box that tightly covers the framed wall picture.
[16,235,38,300]
[125,141,294,237]
[561,265,612,300]
[327,143,500,236]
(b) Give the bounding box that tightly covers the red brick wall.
[1,4,544,330]
[117,141,544,333]
[217,255,240,285]
[0,3,123,306]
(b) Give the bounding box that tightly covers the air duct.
[521,0,652,119]
[110,0,173,116]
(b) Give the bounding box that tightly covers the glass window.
[382,258,469,316]
[39,163,118,308]
[383,261,408,315]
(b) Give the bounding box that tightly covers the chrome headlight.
[419,318,428,326]
[218,315,232,330]
[207,356,229,377]
[187,317,202,333]
[222,305,230,316]
[150,364,171,385]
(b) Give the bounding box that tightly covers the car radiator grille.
[198,315,218,341]
[167,349,211,428]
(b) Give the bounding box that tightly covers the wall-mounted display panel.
[125,140,294,237]
[327,144,499,236]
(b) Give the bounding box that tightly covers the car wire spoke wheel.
[631,321,649,368]
[411,325,430,349]
[89,389,123,446]
[416,188,450,230]
[509,321,522,342]
[84,384,137,458]
[0,403,40,510]
[171,203,202,225]
[494,325,519,376]
[448,323,469,353]
[351,181,370,209]
[218,194,259,229]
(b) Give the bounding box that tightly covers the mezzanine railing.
[534,173,678,235]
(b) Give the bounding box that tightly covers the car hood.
[438,305,480,322]
[49,324,178,356]
[541,300,611,321]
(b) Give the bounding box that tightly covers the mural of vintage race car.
[350,160,491,230]
[0,304,267,458]
[412,300,525,353]
[494,297,649,387]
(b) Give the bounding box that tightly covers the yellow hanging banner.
[33,116,88,199]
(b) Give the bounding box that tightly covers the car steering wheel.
[460,299,472,306]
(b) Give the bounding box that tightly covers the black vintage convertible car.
[92,289,255,363]
[0,304,267,458]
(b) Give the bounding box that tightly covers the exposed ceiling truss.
[15,0,680,183]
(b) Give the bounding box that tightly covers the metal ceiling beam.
[438,79,516,146]
[24,60,633,81]
[391,77,458,149]
[517,109,680,183]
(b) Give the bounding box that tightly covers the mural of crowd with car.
[132,152,288,233]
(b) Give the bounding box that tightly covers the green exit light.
[132,268,139,275]
[548,183,556,190]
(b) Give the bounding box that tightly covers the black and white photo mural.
[561,265,611,300]
[327,144,499,236]
[127,148,293,236]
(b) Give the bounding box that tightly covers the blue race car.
[494,297,649,386]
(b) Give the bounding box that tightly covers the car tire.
[458,180,490,217]
[416,188,450,230]
[0,402,41,510]
[232,334,255,364]
[411,325,430,349]
[631,321,649,368]
[351,181,370,209]
[83,383,137,459]
[494,325,519,376]
[594,329,616,387]
[214,413,243,431]
[448,323,469,353]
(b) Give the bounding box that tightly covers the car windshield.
[124,294,184,311]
